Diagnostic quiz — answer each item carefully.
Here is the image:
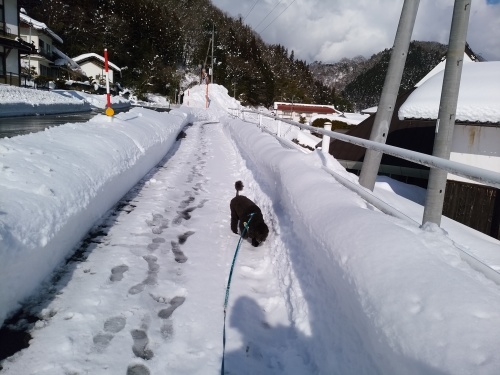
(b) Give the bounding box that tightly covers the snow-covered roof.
[72,53,121,72]
[398,61,500,123]
[52,46,84,74]
[309,112,369,125]
[19,12,63,44]
[361,106,377,115]
[414,51,476,88]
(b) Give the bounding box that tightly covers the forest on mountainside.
[310,41,449,112]
[18,0,349,109]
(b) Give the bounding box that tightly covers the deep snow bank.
[182,82,240,115]
[0,85,91,117]
[0,108,192,326]
[224,116,500,375]
[0,85,134,117]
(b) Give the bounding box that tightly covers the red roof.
[277,104,337,114]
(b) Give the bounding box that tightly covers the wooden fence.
[443,180,500,240]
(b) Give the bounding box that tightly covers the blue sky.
[212,0,500,63]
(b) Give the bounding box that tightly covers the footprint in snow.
[178,195,195,209]
[127,364,150,375]
[92,316,127,352]
[131,329,154,360]
[160,320,174,339]
[197,199,208,208]
[128,256,160,294]
[147,237,166,252]
[171,241,187,263]
[158,296,186,319]
[110,264,129,282]
[128,283,145,295]
[146,213,169,234]
[143,255,159,285]
[172,207,196,225]
[178,231,195,245]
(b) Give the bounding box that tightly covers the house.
[72,53,121,84]
[398,61,500,238]
[274,102,340,123]
[18,9,82,83]
[326,51,500,239]
[0,0,35,85]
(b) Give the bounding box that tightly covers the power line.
[243,0,260,22]
[253,0,284,30]
[258,0,296,33]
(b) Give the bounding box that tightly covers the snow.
[52,46,84,74]
[72,53,122,73]
[399,61,500,123]
[0,85,131,117]
[295,130,321,149]
[1,84,500,375]
[413,51,476,88]
[19,11,63,44]
[310,112,369,126]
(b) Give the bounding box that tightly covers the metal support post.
[322,122,332,155]
[359,0,420,190]
[422,0,472,226]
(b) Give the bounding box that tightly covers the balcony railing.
[0,71,21,86]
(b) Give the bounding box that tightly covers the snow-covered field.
[1,83,500,374]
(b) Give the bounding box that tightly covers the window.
[0,1,4,34]
[0,53,5,76]
[39,39,45,53]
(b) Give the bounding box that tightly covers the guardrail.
[232,108,500,190]
[229,107,500,286]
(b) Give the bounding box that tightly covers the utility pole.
[211,23,214,84]
[422,0,472,226]
[358,0,420,190]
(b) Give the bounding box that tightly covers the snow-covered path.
[3,84,500,375]
[0,121,310,375]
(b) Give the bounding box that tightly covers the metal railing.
[233,109,500,190]
[228,107,500,285]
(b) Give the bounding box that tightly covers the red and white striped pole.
[104,49,114,116]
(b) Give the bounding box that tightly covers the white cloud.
[212,0,500,62]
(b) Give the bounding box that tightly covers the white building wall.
[79,61,114,83]
[449,125,500,184]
